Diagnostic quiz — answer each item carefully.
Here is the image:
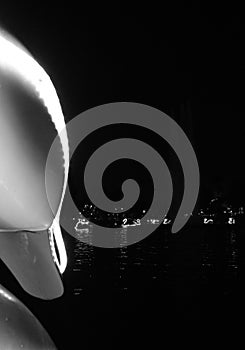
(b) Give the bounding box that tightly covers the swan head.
[0,28,69,299]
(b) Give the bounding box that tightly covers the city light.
[73,199,244,230]
[204,218,214,224]
[228,218,235,224]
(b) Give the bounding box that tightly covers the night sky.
[1,2,244,206]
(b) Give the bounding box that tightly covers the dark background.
[1,2,245,349]
[1,2,244,206]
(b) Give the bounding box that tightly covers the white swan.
[0,28,69,348]
[0,285,57,349]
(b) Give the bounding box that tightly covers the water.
[1,224,245,349]
[62,223,245,347]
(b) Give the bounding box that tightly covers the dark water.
[2,224,245,349]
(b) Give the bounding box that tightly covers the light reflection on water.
[72,223,95,295]
[70,221,242,298]
[200,226,239,294]
[70,219,170,297]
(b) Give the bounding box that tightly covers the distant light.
[204,218,213,224]
[228,217,235,224]
[134,219,141,225]
[74,217,90,230]
[150,219,160,224]
[122,218,141,228]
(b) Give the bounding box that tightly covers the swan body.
[0,285,56,349]
[0,28,69,348]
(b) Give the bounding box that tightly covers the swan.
[0,27,69,348]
